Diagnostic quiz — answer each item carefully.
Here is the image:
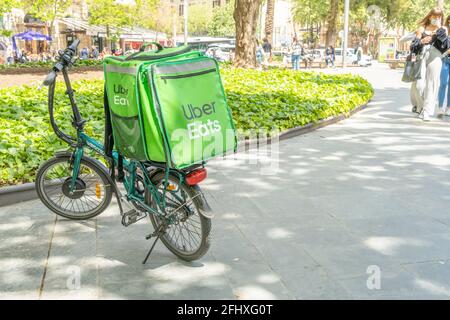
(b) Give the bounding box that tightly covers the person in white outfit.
[410,7,450,122]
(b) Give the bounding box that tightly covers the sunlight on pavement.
[234,285,277,300]
[414,279,450,297]
[266,228,293,240]
[364,237,430,256]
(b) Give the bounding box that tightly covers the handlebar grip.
[43,71,57,86]
[69,39,80,52]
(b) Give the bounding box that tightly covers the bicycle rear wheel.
[36,155,112,220]
[145,172,211,262]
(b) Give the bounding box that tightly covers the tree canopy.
[292,0,450,47]
[87,0,134,39]
[208,0,235,37]
[20,0,72,36]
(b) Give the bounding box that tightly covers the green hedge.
[222,68,373,134]
[0,68,373,186]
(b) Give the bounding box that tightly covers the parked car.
[206,43,235,62]
[334,48,372,67]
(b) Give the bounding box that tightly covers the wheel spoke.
[38,159,109,218]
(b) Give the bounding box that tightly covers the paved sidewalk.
[2,63,450,299]
[0,71,104,88]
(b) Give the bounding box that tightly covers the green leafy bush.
[222,68,373,134]
[0,68,373,186]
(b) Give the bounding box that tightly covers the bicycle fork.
[68,147,83,195]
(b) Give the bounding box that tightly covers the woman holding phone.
[410,7,449,121]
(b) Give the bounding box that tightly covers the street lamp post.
[184,0,189,45]
[342,0,350,68]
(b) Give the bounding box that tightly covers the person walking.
[410,7,449,121]
[291,38,302,71]
[438,15,450,117]
[356,45,363,66]
[6,45,13,65]
[91,46,99,60]
[262,38,272,63]
[256,40,264,70]
[326,46,335,68]
[80,47,89,60]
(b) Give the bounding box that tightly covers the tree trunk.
[264,0,275,45]
[234,0,262,68]
[437,0,444,9]
[325,0,339,47]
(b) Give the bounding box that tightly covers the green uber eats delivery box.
[103,45,237,169]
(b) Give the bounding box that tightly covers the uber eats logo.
[113,84,130,106]
[182,102,221,140]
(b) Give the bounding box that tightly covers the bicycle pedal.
[121,209,145,227]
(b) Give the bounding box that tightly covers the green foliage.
[0,0,18,15]
[393,0,450,30]
[208,0,236,37]
[0,68,373,186]
[87,0,133,38]
[21,0,72,29]
[293,0,329,26]
[0,0,18,36]
[0,29,13,37]
[222,67,373,134]
[293,0,449,48]
[0,80,105,186]
[185,3,213,36]
[133,0,171,33]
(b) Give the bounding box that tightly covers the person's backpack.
[103,43,237,169]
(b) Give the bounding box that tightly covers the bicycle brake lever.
[39,71,57,90]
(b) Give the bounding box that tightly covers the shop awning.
[12,31,52,53]
[13,31,52,41]
[59,18,166,40]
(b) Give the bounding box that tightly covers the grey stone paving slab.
[272,265,352,300]
[400,260,450,299]
[335,265,428,300]
[0,200,54,299]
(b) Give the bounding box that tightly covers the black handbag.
[402,54,422,83]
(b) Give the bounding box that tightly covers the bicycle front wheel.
[36,155,112,220]
[146,172,211,262]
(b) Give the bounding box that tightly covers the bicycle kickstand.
[142,224,166,264]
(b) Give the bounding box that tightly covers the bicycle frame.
[43,41,205,224]
[51,65,174,219]
[71,130,176,218]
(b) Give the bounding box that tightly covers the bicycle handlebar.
[43,39,85,147]
[42,39,80,86]
[68,39,80,53]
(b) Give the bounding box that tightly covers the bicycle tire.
[145,172,211,261]
[36,155,112,220]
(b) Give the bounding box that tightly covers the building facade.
[0,0,166,60]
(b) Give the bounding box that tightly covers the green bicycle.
[36,40,213,263]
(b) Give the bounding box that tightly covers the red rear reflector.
[185,168,207,186]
